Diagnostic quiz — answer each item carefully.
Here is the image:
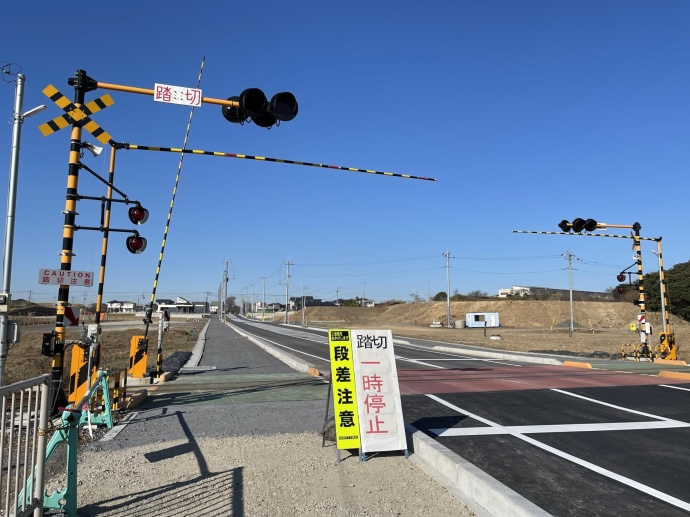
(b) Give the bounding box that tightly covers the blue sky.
[1,1,688,305]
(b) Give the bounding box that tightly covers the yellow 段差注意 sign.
[328,329,361,450]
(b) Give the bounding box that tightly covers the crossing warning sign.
[328,329,361,450]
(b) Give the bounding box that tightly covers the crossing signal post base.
[656,332,677,361]
[128,336,148,378]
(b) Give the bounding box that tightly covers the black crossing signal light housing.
[222,88,298,129]
[558,218,599,234]
[126,234,147,255]
[617,286,626,294]
[617,274,626,282]
[128,204,149,225]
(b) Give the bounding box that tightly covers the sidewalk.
[70,319,473,516]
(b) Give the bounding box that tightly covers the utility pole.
[443,250,452,327]
[563,248,575,338]
[336,287,339,306]
[251,284,255,319]
[222,259,228,320]
[428,282,431,303]
[362,283,366,308]
[284,260,292,324]
[261,277,266,322]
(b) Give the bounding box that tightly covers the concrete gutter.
[182,320,211,368]
[406,423,552,517]
[433,345,563,365]
[227,322,321,377]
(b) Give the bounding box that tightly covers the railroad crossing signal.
[222,88,298,128]
[38,85,115,145]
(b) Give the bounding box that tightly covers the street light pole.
[0,73,46,386]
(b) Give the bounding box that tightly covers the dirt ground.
[72,433,474,517]
[4,322,203,386]
[271,303,688,361]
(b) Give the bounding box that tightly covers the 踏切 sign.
[39,269,93,287]
[328,329,361,450]
[154,83,202,107]
[351,329,406,454]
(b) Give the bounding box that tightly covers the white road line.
[425,394,690,512]
[431,420,690,437]
[238,328,331,363]
[550,389,676,422]
[660,384,690,392]
[394,356,445,369]
[392,343,524,367]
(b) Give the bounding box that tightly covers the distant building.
[156,296,209,314]
[497,285,613,301]
[106,300,135,313]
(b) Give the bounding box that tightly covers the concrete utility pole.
[261,277,266,322]
[0,73,46,386]
[443,250,452,327]
[251,284,255,319]
[336,287,339,306]
[284,260,292,324]
[301,284,306,326]
[222,259,228,320]
[563,249,575,338]
[362,283,366,308]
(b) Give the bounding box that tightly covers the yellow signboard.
[629,323,637,331]
[328,329,361,450]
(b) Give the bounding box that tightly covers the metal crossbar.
[0,374,50,517]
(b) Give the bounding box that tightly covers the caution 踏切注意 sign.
[328,329,361,450]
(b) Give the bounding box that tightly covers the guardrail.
[0,374,50,517]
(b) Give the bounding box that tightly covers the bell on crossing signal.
[126,235,147,254]
[617,274,626,282]
[128,205,149,225]
[221,96,247,124]
[617,286,626,294]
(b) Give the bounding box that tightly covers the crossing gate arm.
[114,142,437,182]
[511,230,659,241]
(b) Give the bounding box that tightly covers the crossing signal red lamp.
[617,274,626,282]
[617,286,626,294]
[126,234,147,254]
[222,88,298,128]
[558,218,599,234]
[128,204,149,225]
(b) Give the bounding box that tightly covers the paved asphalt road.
[227,316,690,517]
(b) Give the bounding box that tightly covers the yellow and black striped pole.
[143,58,205,380]
[121,145,437,182]
[93,146,115,352]
[632,222,651,356]
[658,239,671,333]
[51,71,93,410]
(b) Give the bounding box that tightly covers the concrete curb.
[655,359,688,366]
[183,320,211,368]
[405,423,552,517]
[563,361,593,369]
[125,389,148,410]
[433,345,563,365]
[227,322,321,377]
[658,370,690,381]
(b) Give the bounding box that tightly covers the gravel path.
[73,433,474,516]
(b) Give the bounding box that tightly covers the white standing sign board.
[38,269,93,287]
[154,83,202,107]
[351,329,407,454]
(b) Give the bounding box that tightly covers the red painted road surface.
[397,365,686,395]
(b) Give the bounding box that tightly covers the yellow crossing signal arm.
[114,143,437,182]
